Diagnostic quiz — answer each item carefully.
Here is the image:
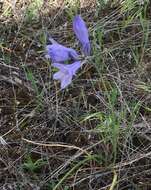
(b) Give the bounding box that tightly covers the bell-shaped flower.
[46,44,79,63]
[52,61,81,89]
[73,15,91,56]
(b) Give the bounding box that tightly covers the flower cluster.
[46,15,91,89]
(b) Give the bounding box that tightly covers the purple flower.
[46,44,79,63]
[45,15,91,89]
[73,15,91,56]
[52,61,81,89]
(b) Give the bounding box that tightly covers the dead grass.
[0,0,151,189]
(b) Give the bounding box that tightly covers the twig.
[22,138,90,156]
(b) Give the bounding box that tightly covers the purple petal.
[52,61,82,89]
[68,48,79,60]
[73,15,91,55]
[53,71,63,80]
[46,44,79,62]
[48,36,58,44]
[66,61,81,75]
[82,42,91,56]
[61,75,72,89]
[52,63,67,71]
[53,61,81,75]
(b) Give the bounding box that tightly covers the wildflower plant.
[46,15,91,89]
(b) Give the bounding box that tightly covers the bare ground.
[0,1,151,190]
